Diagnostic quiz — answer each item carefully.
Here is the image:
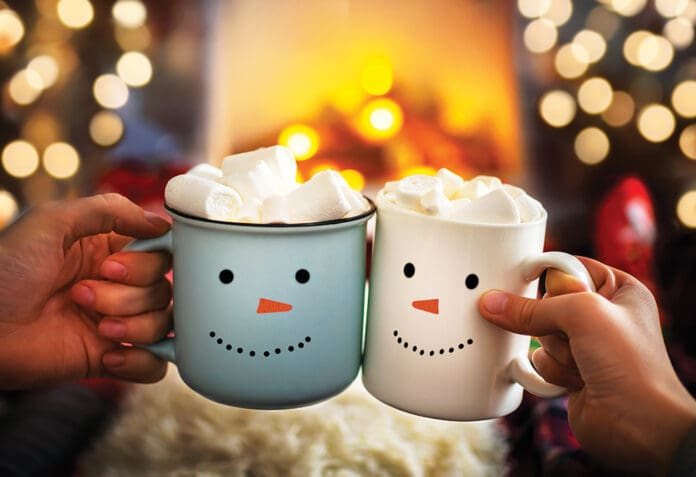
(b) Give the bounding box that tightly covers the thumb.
[479,289,585,337]
[53,194,169,249]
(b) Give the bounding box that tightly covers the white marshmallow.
[514,193,544,222]
[421,188,452,217]
[165,174,242,221]
[450,197,472,215]
[454,179,489,200]
[220,161,279,202]
[451,188,520,225]
[436,168,464,199]
[236,198,262,223]
[187,163,222,181]
[286,170,351,223]
[221,146,297,196]
[475,175,503,190]
[261,196,290,223]
[389,175,443,212]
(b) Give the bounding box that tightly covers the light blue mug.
[127,202,375,409]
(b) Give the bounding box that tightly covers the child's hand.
[0,194,172,388]
[479,257,696,475]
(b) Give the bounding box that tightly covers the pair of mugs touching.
[128,188,595,422]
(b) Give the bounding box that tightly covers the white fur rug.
[78,366,508,476]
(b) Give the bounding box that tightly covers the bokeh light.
[0,9,25,53]
[655,0,689,17]
[2,141,40,178]
[0,190,18,228]
[8,69,43,105]
[624,30,653,66]
[22,111,62,150]
[638,34,674,71]
[611,0,648,17]
[524,18,558,53]
[672,80,696,117]
[542,0,573,26]
[93,74,129,109]
[89,111,124,147]
[56,0,94,29]
[676,189,696,228]
[278,124,319,161]
[539,89,576,127]
[555,43,589,79]
[574,127,610,164]
[340,169,365,192]
[602,91,636,126]
[637,104,676,142]
[360,57,393,96]
[116,51,152,87]
[27,55,59,90]
[359,98,404,141]
[114,24,151,51]
[578,77,613,114]
[680,124,696,159]
[586,6,621,40]
[112,0,147,29]
[43,142,80,179]
[518,0,552,18]
[663,17,694,49]
[573,30,606,63]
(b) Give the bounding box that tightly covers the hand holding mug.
[480,257,696,475]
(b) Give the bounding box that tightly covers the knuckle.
[518,298,539,330]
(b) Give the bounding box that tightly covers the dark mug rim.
[165,196,376,228]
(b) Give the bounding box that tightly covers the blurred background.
[0,0,695,474]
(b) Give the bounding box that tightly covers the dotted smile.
[393,329,473,357]
[209,331,311,358]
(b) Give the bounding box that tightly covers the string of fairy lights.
[0,0,151,226]
[519,0,696,228]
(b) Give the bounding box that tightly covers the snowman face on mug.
[203,261,322,360]
[387,259,480,358]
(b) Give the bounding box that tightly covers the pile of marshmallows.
[165,146,370,223]
[379,169,545,224]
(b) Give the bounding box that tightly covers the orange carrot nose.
[411,298,439,315]
[257,298,293,314]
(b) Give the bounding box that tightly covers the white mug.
[362,192,595,421]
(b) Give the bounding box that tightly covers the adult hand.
[479,257,696,475]
[0,193,172,389]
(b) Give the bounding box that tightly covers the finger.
[71,278,171,316]
[98,306,173,344]
[545,268,589,297]
[46,193,170,251]
[573,256,625,298]
[479,289,611,336]
[531,348,585,391]
[102,348,168,383]
[538,334,576,369]
[100,251,172,286]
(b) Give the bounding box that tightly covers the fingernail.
[481,291,508,315]
[101,261,127,280]
[103,352,125,368]
[71,284,95,306]
[99,320,126,339]
[144,211,168,228]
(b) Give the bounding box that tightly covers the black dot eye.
[219,269,234,284]
[465,273,479,290]
[403,262,415,278]
[295,269,310,284]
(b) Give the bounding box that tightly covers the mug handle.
[506,251,596,398]
[122,232,177,363]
